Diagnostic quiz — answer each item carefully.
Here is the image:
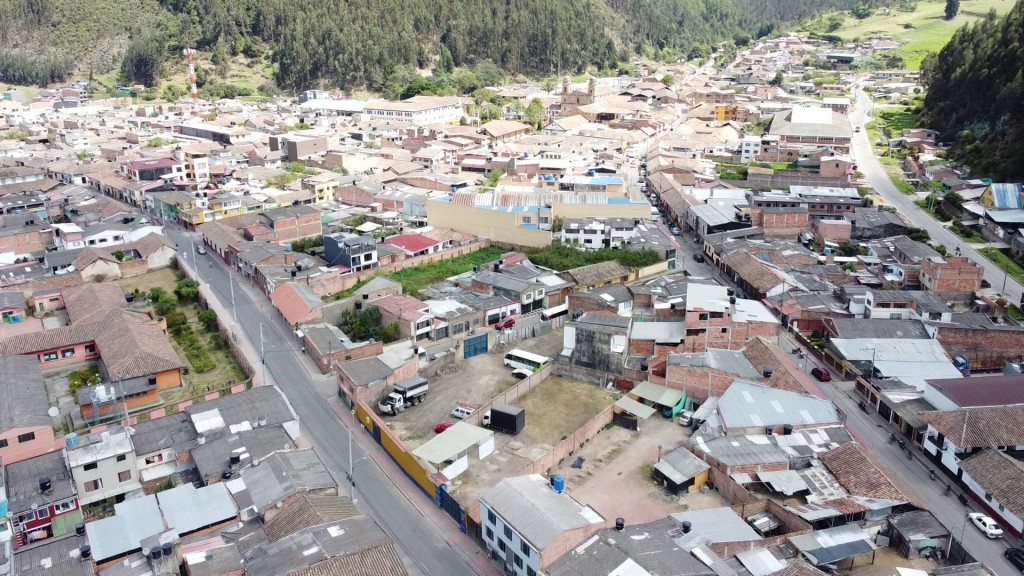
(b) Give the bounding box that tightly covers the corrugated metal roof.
[630,381,685,407]
[481,474,604,550]
[717,380,838,430]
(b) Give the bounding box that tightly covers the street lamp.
[948,513,970,559]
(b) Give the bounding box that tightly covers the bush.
[165,311,188,331]
[148,287,167,301]
[174,279,200,302]
[209,332,227,350]
[154,294,177,317]
[199,309,218,332]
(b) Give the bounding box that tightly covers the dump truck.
[482,404,525,435]
[378,376,428,415]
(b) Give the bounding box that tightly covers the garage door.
[464,334,488,359]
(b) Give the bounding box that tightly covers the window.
[0,439,7,448]
[116,454,127,462]
[498,540,506,553]
[889,313,902,320]
[985,492,993,502]
[514,555,523,568]
[504,525,513,540]
[84,462,98,471]
[17,432,35,443]
[53,500,75,514]
[118,470,132,482]
[84,479,102,492]
[85,344,96,354]
[486,527,494,540]
[61,348,75,359]
[15,512,35,524]
[36,508,49,519]
[527,569,537,576]
[520,541,530,556]
[42,351,58,362]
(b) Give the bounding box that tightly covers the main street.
[850,85,1024,305]
[166,229,481,576]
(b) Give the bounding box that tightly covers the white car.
[969,513,1004,538]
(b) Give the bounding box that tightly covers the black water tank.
[38,477,51,492]
[763,368,774,378]
[727,288,735,296]
[783,424,794,435]
[290,270,297,278]
[640,361,649,372]
[162,542,174,557]
[221,469,232,480]
[229,453,241,465]
[75,523,85,536]
[682,521,692,533]
[615,518,625,531]
[493,263,500,272]
[729,296,736,305]
[80,545,91,559]
[151,548,162,560]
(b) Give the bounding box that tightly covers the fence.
[515,405,614,477]
[462,363,554,426]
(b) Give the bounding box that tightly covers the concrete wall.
[0,425,56,464]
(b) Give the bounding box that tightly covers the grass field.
[518,376,615,445]
[806,0,1013,69]
[980,247,1024,287]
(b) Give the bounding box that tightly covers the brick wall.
[0,228,51,256]
[664,364,742,403]
[710,498,813,559]
[516,405,614,477]
[920,257,983,295]
[934,324,1024,371]
[753,208,809,238]
[462,363,554,426]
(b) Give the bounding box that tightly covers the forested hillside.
[1,0,855,91]
[921,1,1024,180]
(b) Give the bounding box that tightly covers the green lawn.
[866,117,918,194]
[805,0,1013,69]
[980,248,1024,286]
[877,107,922,134]
[335,246,508,298]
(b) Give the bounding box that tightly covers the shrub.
[154,294,177,316]
[209,332,226,350]
[174,279,200,302]
[199,309,218,332]
[165,311,188,331]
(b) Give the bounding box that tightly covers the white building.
[67,427,141,506]
[362,95,463,125]
[479,474,604,576]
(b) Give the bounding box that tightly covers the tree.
[453,69,481,94]
[525,98,545,129]
[661,74,675,86]
[769,72,784,87]
[479,103,502,121]
[199,309,219,332]
[154,295,177,317]
[944,0,960,19]
[120,33,166,87]
[175,279,200,301]
[541,77,558,94]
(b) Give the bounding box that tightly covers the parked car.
[1004,547,1024,573]
[677,410,694,427]
[434,421,456,433]
[969,513,1004,538]
[693,253,705,263]
[451,403,477,419]
[495,318,516,331]
[670,226,682,236]
[511,368,532,380]
[195,245,207,255]
[811,367,832,382]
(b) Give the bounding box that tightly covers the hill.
[1,0,855,92]
[921,0,1024,180]
[801,0,1013,69]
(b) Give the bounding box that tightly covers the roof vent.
[79,545,91,560]
[221,469,232,480]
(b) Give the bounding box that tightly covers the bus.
[503,349,552,371]
[540,303,568,321]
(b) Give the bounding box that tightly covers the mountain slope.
[921,1,1024,180]
[1,0,855,90]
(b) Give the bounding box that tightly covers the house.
[336,346,418,406]
[301,323,383,374]
[768,106,853,155]
[479,474,605,576]
[717,380,840,435]
[229,450,336,522]
[653,446,710,495]
[3,450,81,548]
[957,448,1024,537]
[680,283,780,352]
[0,292,27,324]
[12,532,93,576]
[562,313,631,376]
[362,95,463,125]
[369,294,434,341]
[0,355,56,464]
[322,234,378,271]
[66,426,141,507]
[919,256,984,296]
[256,205,322,245]
[471,269,548,315]
[921,406,1024,483]
[559,261,633,291]
[380,233,440,257]
[886,510,950,559]
[191,425,295,485]
[129,412,198,485]
[185,386,301,457]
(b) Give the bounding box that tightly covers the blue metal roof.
[990,183,1024,209]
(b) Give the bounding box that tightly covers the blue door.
[464,335,488,359]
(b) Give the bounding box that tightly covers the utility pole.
[230,271,236,325]
[260,323,266,386]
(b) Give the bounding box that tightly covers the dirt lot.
[385,327,565,445]
[516,376,616,445]
[118,268,181,296]
[557,414,727,525]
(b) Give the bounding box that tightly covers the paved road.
[851,86,1024,305]
[168,229,478,576]
[777,332,1018,573]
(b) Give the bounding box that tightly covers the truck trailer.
[482,404,525,435]
[378,376,429,415]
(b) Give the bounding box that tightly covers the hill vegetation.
[921,1,1024,180]
[1,0,855,92]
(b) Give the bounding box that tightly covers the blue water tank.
[66,432,79,448]
[553,475,566,493]
[823,247,833,256]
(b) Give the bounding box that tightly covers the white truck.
[378,376,429,415]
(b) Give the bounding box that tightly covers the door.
[464,334,488,359]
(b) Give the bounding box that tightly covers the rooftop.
[927,374,1024,408]
[717,380,839,430]
[4,450,75,514]
[229,450,336,514]
[922,406,1024,448]
[480,474,605,551]
[0,354,51,430]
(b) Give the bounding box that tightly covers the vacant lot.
[119,268,181,296]
[517,376,616,445]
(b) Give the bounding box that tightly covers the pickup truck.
[378,376,429,415]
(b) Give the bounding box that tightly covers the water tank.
[221,469,232,480]
[161,542,174,557]
[38,477,52,493]
[729,296,736,305]
[823,247,833,256]
[66,432,79,448]
[553,475,566,493]
[80,545,91,560]
[783,424,794,436]
[229,453,241,465]
[615,518,625,531]
[148,376,157,386]
[75,523,85,536]
[493,263,500,272]
[290,270,297,278]
[150,548,162,560]
[726,288,735,297]
[639,361,649,372]
[762,368,774,378]
[681,521,692,534]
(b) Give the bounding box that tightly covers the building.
[681,283,780,352]
[128,412,199,485]
[653,446,710,495]
[480,474,605,576]
[717,380,841,435]
[3,450,81,548]
[0,356,56,464]
[362,95,463,125]
[768,106,853,154]
[919,256,984,295]
[0,292,27,324]
[66,426,141,507]
[257,205,322,245]
[957,448,1024,538]
[562,313,631,376]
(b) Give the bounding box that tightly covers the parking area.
[384,328,565,446]
[557,414,727,525]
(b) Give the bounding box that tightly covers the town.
[2,22,1024,576]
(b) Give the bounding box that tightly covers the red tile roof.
[927,374,1024,408]
[820,443,907,502]
[921,406,1024,448]
[381,234,438,254]
[128,158,180,171]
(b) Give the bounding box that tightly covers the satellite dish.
[48,407,60,418]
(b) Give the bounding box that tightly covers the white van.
[451,404,477,420]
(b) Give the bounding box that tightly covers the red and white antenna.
[182,48,198,103]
